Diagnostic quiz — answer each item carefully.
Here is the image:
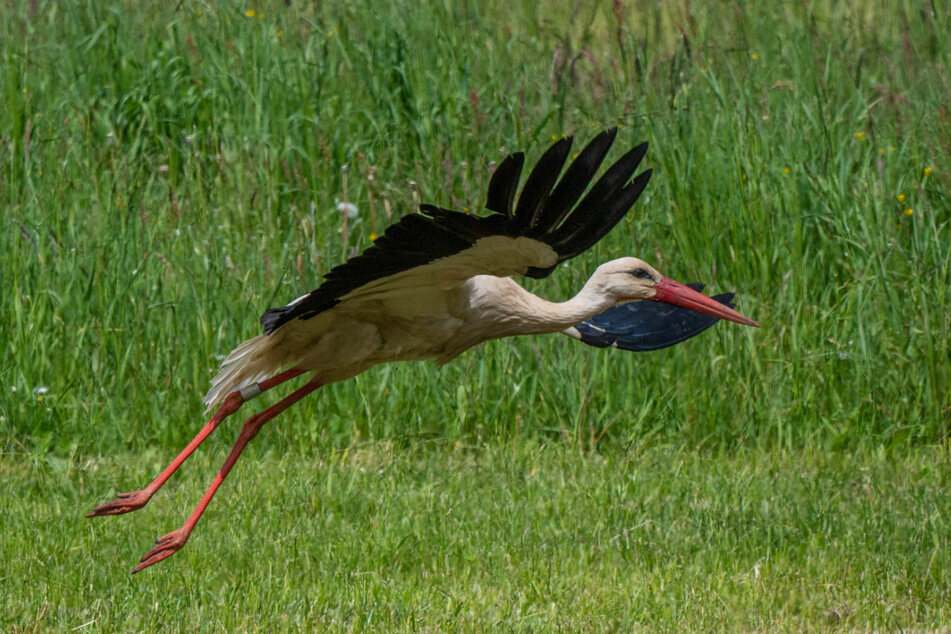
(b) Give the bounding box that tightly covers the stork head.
[594,257,759,327]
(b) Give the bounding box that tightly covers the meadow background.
[1,0,949,630]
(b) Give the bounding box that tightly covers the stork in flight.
[88,129,758,572]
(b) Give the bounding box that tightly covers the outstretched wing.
[261,129,652,334]
[565,284,738,351]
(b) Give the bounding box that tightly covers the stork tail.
[202,335,291,411]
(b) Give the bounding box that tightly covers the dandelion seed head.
[336,202,359,218]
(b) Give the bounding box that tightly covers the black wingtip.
[571,285,738,351]
[548,143,652,257]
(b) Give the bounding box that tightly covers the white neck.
[468,275,618,336]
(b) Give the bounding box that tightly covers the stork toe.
[132,529,189,573]
[86,490,152,517]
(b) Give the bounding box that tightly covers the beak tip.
[656,277,759,329]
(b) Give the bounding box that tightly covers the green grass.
[3,443,950,630]
[1,0,950,629]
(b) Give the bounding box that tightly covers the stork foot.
[132,528,189,573]
[86,490,152,517]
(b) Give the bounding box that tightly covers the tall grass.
[1,0,948,457]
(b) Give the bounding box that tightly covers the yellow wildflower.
[903,208,914,216]
[897,194,906,202]
[245,9,256,17]
[751,52,759,60]
[923,167,933,176]
[783,167,790,175]
[853,132,866,140]
[369,233,378,242]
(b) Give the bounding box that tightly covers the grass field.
[3,444,950,630]
[2,0,949,630]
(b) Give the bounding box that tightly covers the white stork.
[88,129,758,572]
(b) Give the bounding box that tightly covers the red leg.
[87,367,307,518]
[132,377,323,573]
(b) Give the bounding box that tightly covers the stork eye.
[631,268,652,280]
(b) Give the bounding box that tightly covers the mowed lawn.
[3,443,950,630]
[2,0,950,630]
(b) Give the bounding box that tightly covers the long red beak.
[652,277,760,327]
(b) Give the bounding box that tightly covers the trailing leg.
[132,377,323,573]
[87,368,307,518]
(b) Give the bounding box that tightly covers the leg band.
[239,383,263,401]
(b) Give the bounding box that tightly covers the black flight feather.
[485,152,524,215]
[533,129,618,234]
[511,137,572,230]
